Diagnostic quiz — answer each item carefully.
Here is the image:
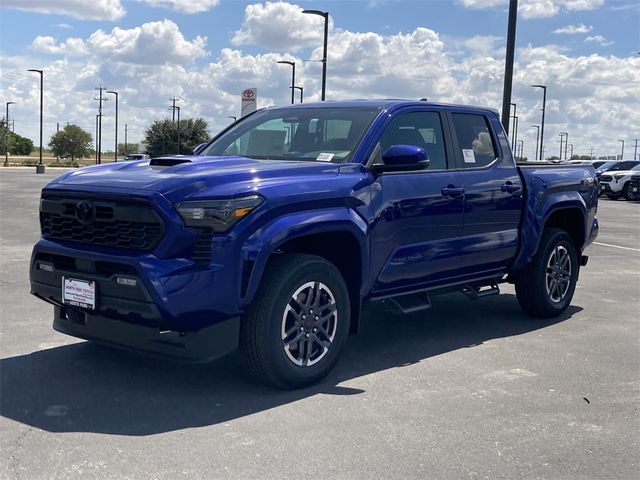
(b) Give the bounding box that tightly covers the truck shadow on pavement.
[0,293,581,436]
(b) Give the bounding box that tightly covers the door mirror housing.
[373,145,430,172]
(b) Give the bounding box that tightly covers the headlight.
[176,195,263,232]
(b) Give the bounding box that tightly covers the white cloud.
[32,36,89,56]
[3,6,637,162]
[459,0,604,19]
[585,35,614,46]
[232,1,330,51]
[3,0,125,21]
[553,23,592,34]
[31,20,208,65]
[142,0,220,14]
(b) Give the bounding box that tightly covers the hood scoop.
[150,156,193,166]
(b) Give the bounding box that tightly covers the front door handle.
[501,182,521,193]
[441,185,465,197]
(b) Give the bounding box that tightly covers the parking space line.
[593,242,640,252]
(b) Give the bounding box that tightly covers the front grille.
[40,194,164,251]
[600,175,613,182]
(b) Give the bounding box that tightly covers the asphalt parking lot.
[1,168,638,480]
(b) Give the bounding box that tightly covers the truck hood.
[48,155,341,203]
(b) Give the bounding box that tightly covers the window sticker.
[316,153,334,162]
[463,149,476,163]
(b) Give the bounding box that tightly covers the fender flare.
[239,207,369,306]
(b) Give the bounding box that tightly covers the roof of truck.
[267,99,499,115]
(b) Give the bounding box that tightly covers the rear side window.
[451,113,497,168]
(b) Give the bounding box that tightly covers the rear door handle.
[441,186,465,197]
[501,182,521,193]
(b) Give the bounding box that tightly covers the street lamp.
[302,9,329,101]
[510,102,516,147]
[28,69,44,173]
[569,143,574,160]
[517,140,524,160]
[292,86,304,103]
[95,114,100,163]
[559,132,567,161]
[618,139,625,160]
[532,84,547,161]
[106,90,118,162]
[176,106,181,154]
[277,60,296,105]
[530,125,540,162]
[4,101,15,167]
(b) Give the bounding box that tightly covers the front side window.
[451,113,498,168]
[377,111,448,170]
[201,107,381,163]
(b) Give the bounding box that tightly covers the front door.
[368,109,465,295]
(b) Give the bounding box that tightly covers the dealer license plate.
[62,277,96,310]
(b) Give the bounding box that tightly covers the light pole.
[559,132,567,161]
[302,9,329,101]
[4,101,15,167]
[176,106,181,154]
[569,143,574,160]
[227,116,237,122]
[531,125,539,162]
[292,86,304,103]
[517,140,524,160]
[501,0,518,133]
[532,84,547,161]
[510,102,516,146]
[277,60,296,104]
[618,139,624,160]
[28,69,44,173]
[124,123,128,155]
[634,138,638,161]
[564,132,568,161]
[107,90,118,162]
[95,114,99,163]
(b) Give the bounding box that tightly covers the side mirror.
[193,142,208,155]
[374,145,430,172]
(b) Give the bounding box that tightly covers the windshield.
[200,107,381,163]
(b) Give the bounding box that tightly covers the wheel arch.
[240,208,368,334]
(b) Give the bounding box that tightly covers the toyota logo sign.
[75,200,96,225]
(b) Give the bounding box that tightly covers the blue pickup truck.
[30,100,599,388]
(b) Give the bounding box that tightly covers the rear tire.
[241,254,350,389]
[622,183,634,200]
[515,229,578,318]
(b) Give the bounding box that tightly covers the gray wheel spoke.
[311,334,332,350]
[284,332,305,347]
[303,339,314,363]
[311,282,320,308]
[285,324,300,337]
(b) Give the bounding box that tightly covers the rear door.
[447,109,523,274]
[368,108,466,294]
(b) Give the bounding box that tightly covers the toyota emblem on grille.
[75,200,96,225]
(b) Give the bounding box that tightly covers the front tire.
[515,228,578,318]
[241,254,350,389]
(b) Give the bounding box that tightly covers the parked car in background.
[124,153,150,161]
[627,172,640,201]
[599,164,640,199]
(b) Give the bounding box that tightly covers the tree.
[49,124,92,161]
[143,118,209,157]
[1,118,33,156]
[118,142,139,156]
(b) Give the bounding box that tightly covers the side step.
[386,291,432,314]
[461,280,500,300]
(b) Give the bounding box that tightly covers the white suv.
[599,164,640,200]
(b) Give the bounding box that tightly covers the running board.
[386,291,432,314]
[461,280,500,300]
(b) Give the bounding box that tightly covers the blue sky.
[1,0,639,159]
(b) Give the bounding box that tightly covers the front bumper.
[53,305,239,362]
